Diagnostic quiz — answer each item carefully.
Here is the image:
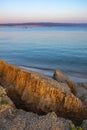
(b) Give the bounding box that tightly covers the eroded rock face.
[0,84,72,130]
[0,60,87,124]
[53,70,77,95]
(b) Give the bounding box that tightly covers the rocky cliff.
[0,60,87,125]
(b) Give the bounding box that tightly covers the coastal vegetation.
[70,124,82,130]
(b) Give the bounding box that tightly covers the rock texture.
[0,85,14,112]
[0,60,87,125]
[0,86,72,130]
[53,70,77,95]
[0,108,72,130]
[80,94,87,106]
[53,69,77,95]
[77,83,87,97]
[78,83,87,90]
[81,120,87,130]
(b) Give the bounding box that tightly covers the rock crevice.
[0,60,87,125]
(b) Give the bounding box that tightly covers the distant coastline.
[0,22,87,27]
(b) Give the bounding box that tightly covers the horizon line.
[0,22,87,26]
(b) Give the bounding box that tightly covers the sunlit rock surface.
[0,85,73,130]
[0,60,87,125]
[53,69,77,95]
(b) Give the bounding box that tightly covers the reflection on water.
[0,26,87,82]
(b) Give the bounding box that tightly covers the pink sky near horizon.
[0,0,87,23]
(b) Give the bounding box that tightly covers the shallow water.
[0,25,87,82]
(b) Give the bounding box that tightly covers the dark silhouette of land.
[0,22,87,26]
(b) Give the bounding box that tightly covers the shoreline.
[20,65,87,83]
[21,65,87,97]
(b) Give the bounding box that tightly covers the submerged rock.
[0,60,87,125]
[53,69,77,95]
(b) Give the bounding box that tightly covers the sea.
[0,25,87,82]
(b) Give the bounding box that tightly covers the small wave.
[20,65,54,71]
[20,65,54,77]
[20,65,87,83]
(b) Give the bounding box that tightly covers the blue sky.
[0,0,87,23]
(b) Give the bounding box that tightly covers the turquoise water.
[0,25,87,82]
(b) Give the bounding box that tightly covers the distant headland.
[0,22,87,26]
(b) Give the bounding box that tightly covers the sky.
[0,0,87,23]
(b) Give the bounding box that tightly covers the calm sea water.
[0,25,87,82]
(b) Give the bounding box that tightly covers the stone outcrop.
[0,86,72,130]
[0,60,87,125]
[53,69,77,95]
[0,107,72,130]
